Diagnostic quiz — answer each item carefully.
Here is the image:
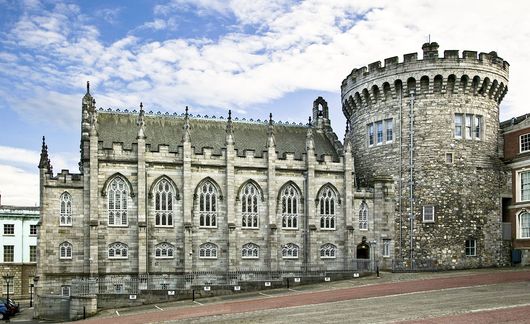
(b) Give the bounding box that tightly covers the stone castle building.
[342,42,510,268]
[35,42,516,318]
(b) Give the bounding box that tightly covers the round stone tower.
[342,43,509,269]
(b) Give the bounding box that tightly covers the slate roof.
[97,111,341,161]
[500,113,530,129]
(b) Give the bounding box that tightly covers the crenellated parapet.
[341,43,509,117]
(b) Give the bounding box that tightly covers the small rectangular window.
[114,284,124,293]
[455,114,463,138]
[3,245,14,262]
[30,245,37,262]
[474,115,482,140]
[62,285,71,297]
[521,171,530,202]
[465,239,476,256]
[423,206,435,223]
[445,153,453,164]
[385,119,393,142]
[3,224,14,235]
[382,239,391,257]
[521,133,530,153]
[30,224,38,236]
[368,124,374,146]
[376,121,383,144]
[465,115,472,139]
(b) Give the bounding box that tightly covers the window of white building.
[60,192,72,226]
[241,183,260,229]
[30,245,37,262]
[108,242,128,259]
[199,181,218,228]
[241,243,259,259]
[3,245,14,262]
[199,242,218,259]
[319,186,336,230]
[3,224,14,235]
[155,179,174,227]
[30,224,37,236]
[281,184,299,229]
[108,177,128,226]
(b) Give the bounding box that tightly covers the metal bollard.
[376,266,380,278]
[83,306,86,319]
[192,289,195,301]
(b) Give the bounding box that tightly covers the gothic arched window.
[155,242,175,258]
[281,184,299,229]
[60,192,72,226]
[108,242,128,259]
[241,183,259,228]
[199,181,217,228]
[59,242,72,259]
[199,242,217,259]
[108,177,128,226]
[359,202,368,230]
[320,243,337,258]
[282,243,299,259]
[241,243,259,259]
[319,186,336,230]
[154,179,174,227]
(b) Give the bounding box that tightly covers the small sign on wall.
[167,291,175,295]
[294,278,300,283]
[354,273,360,278]
[264,282,271,287]
[324,277,331,282]
[129,294,137,300]
[204,286,211,291]
[234,286,241,291]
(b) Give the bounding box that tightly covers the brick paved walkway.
[76,270,530,324]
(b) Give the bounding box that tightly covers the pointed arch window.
[282,243,299,259]
[199,181,217,228]
[241,183,260,229]
[319,187,336,230]
[241,243,259,259]
[108,242,128,259]
[199,242,217,259]
[59,242,72,259]
[108,177,128,226]
[155,242,175,258]
[155,179,174,227]
[60,192,72,226]
[320,243,337,259]
[359,202,368,230]
[281,184,299,229]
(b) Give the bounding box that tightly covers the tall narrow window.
[59,242,72,259]
[199,181,217,228]
[241,183,260,229]
[155,179,174,227]
[282,243,299,258]
[30,224,37,236]
[376,121,383,144]
[241,243,259,259]
[521,171,530,202]
[423,205,435,223]
[319,243,337,259]
[382,239,391,257]
[465,115,472,139]
[455,114,463,138]
[385,119,393,142]
[368,124,374,146]
[3,245,14,262]
[359,202,368,230]
[199,242,218,258]
[319,186,336,230]
[519,212,530,239]
[521,134,530,153]
[30,245,37,262]
[60,192,72,226]
[155,242,174,258]
[281,184,299,229]
[108,242,128,259]
[474,115,482,140]
[108,177,128,226]
[465,239,476,257]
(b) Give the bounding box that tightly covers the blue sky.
[0,0,529,205]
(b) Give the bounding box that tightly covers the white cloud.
[0,164,39,206]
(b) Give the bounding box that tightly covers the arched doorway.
[356,236,370,259]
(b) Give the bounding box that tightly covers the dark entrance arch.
[356,237,370,259]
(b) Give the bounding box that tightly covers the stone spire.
[226,109,234,145]
[137,102,146,139]
[38,136,52,173]
[182,106,191,143]
[306,116,314,151]
[344,120,352,154]
[267,113,275,148]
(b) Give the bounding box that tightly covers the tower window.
[423,205,435,223]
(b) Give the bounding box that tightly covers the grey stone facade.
[342,42,510,268]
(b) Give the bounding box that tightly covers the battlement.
[341,43,509,90]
